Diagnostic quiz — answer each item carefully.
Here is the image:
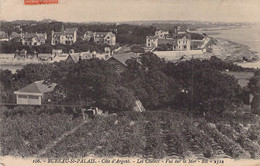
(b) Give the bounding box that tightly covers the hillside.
[1,107,259,159]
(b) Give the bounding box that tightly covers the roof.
[95,32,109,36]
[66,28,78,32]
[190,33,205,40]
[53,31,75,37]
[53,28,77,37]
[10,32,21,38]
[191,40,203,47]
[22,33,46,41]
[147,35,159,40]
[23,33,37,39]
[36,33,46,40]
[67,52,93,63]
[177,33,191,39]
[0,31,7,37]
[52,53,69,62]
[108,52,139,66]
[84,31,93,35]
[94,32,114,36]
[15,80,56,94]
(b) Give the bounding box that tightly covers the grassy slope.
[41,111,260,159]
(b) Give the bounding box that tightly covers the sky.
[0,0,260,23]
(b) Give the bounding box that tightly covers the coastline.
[204,38,259,63]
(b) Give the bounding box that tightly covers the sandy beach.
[206,38,259,62]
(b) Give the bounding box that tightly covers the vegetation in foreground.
[1,107,259,159]
[42,111,259,159]
[0,106,82,157]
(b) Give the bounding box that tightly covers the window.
[29,95,39,99]
[18,95,27,98]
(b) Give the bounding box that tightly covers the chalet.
[175,33,191,51]
[93,32,116,45]
[21,32,47,46]
[106,52,139,73]
[0,31,9,41]
[155,29,169,39]
[146,36,159,48]
[10,32,22,41]
[51,25,77,45]
[14,80,56,105]
[82,31,93,41]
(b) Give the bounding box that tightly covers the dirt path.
[35,120,87,158]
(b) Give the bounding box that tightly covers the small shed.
[14,80,56,105]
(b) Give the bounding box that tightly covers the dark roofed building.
[106,52,139,73]
[14,80,57,105]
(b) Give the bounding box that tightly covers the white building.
[93,32,116,46]
[146,36,159,48]
[155,29,169,39]
[14,80,56,105]
[51,25,77,45]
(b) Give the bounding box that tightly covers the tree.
[192,69,242,114]
[248,71,260,114]
[50,58,119,106]
[97,85,136,112]
[0,69,16,103]
[251,94,260,115]
[13,63,54,89]
[123,55,179,109]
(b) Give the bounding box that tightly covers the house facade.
[93,32,116,45]
[51,25,77,45]
[176,34,192,51]
[155,29,169,39]
[14,80,56,105]
[146,36,159,48]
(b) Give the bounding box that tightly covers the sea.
[194,25,260,69]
